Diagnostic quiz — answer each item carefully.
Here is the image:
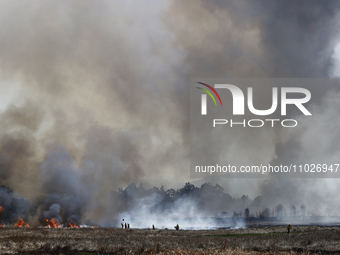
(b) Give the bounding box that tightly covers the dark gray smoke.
[43,204,62,223]
[0,0,338,227]
[0,186,32,224]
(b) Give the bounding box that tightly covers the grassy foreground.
[0,225,339,254]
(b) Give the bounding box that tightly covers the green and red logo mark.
[196,82,223,115]
[196,82,223,106]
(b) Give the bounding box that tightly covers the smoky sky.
[0,0,339,225]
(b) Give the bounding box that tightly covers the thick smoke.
[0,0,338,227]
[164,0,340,213]
[0,186,32,224]
[116,183,246,229]
[43,204,62,223]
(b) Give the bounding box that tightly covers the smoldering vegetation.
[107,182,330,229]
[0,181,323,230]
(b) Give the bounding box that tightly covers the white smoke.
[117,194,245,230]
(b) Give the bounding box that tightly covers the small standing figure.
[121,223,124,229]
[286,224,291,234]
[128,223,130,229]
[152,224,155,230]
[125,223,127,229]
[174,224,179,230]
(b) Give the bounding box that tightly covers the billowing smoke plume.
[0,0,338,227]
[0,186,32,224]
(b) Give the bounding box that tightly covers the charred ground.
[0,225,339,254]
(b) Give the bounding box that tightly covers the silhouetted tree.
[166,189,176,198]
[233,211,239,218]
[259,208,270,219]
[245,208,249,218]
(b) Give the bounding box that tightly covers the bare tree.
[245,208,249,218]
[259,208,270,219]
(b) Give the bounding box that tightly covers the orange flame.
[45,218,62,228]
[0,206,4,227]
[14,217,29,227]
[68,218,80,228]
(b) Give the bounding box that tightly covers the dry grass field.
[0,225,339,254]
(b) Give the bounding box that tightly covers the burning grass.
[14,218,30,228]
[45,218,62,228]
[0,225,339,254]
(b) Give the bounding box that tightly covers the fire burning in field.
[14,218,30,228]
[0,203,97,228]
[68,218,80,228]
[45,218,62,228]
[0,206,4,227]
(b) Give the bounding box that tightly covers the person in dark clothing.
[287,224,291,233]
